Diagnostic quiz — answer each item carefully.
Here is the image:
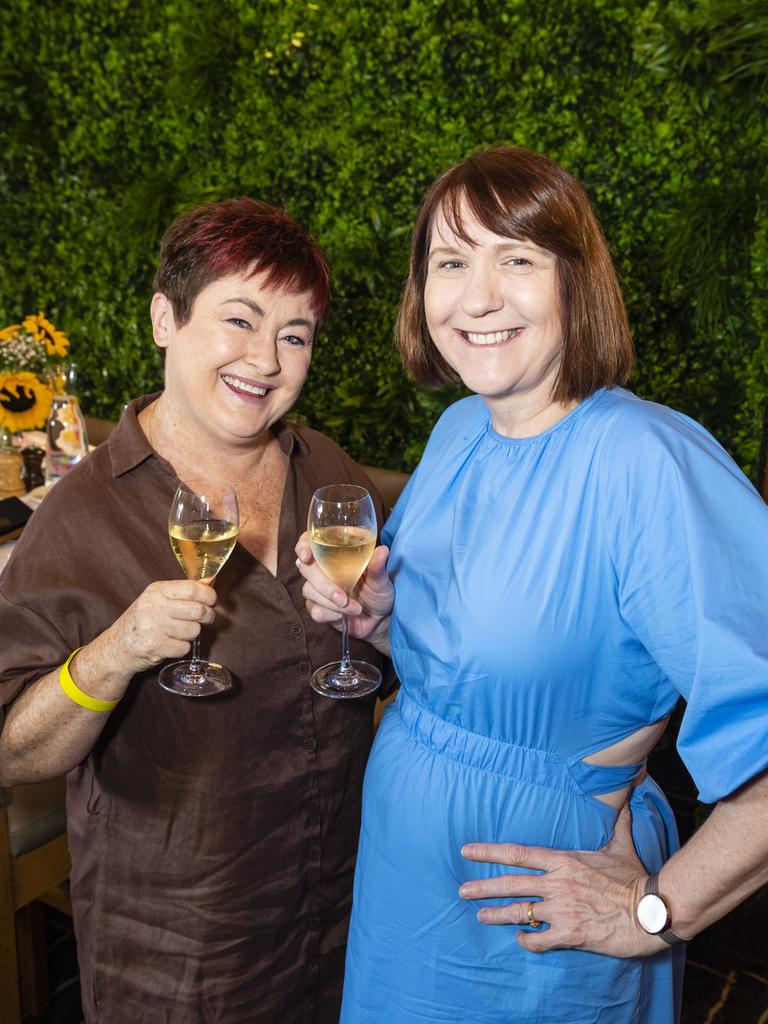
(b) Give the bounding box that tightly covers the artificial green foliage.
[1,0,766,478]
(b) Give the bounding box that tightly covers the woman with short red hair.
[298,147,768,1022]
[0,197,388,1022]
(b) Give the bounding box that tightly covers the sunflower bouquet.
[0,313,71,434]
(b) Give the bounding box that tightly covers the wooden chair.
[0,779,71,1024]
[361,464,409,514]
[84,415,118,447]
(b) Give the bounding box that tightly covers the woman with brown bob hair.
[397,144,632,399]
[298,146,768,1022]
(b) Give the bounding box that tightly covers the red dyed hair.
[396,146,633,400]
[153,197,330,326]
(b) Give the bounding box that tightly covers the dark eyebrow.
[222,297,265,316]
[221,299,314,330]
[429,246,462,256]
[492,242,542,254]
[429,242,542,256]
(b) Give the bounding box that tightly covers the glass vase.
[47,393,89,482]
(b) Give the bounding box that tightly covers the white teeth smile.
[222,374,268,396]
[464,329,521,346]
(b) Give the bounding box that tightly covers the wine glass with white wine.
[308,484,382,699]
[158,478,239,697]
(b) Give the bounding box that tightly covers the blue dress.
[341,388,768,1023]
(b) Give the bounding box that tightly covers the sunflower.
[0,370,54,432]
[0,323,22,343]
[22,312,70,358]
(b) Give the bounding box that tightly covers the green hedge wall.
[1,0,766,476]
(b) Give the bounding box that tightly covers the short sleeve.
[599,403,768,803]
[0,589,68,708]
[382,471,418,550]
[0,567,70,728]
[0,446,135,727]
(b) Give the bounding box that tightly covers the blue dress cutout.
[341,388,768,1023]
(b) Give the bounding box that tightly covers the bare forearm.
[0,578,215,785]
[658,768,768,938]
[0,632,133,785]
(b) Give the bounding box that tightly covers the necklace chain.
[239,442,272,529]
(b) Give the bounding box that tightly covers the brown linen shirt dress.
[0,395,389,1023]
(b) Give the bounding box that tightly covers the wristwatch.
[635,873,686,946]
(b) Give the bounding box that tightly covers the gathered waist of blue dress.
[395,691,645,798]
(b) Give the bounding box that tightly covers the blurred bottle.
[21,446,46,491]
[0,447,25,499]
[46,363,89,482]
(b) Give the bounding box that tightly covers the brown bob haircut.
[153,197,330,329]
[396,146,633,401]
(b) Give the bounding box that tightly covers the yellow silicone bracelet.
[58,648,120,713]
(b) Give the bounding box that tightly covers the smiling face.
[152,269,315,452]
[424,206,567,431]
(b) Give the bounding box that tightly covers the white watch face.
[637,893,669,934]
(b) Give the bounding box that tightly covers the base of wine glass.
[310,660,381,700]
[158,659,233,697]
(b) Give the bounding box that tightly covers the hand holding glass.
[159,478,239,697]
[308,485,381,698]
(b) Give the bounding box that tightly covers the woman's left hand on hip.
[459,806,665,957]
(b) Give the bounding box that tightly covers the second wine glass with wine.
[159,478,239,697]
[308,484,381,699]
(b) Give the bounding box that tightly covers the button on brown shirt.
[0,396,389,1023]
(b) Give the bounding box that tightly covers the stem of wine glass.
[339,613,352,673]
[190,635,202,672]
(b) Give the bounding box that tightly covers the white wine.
[306,485,382,699]
[170,519,239,584]
[309,525,375,592]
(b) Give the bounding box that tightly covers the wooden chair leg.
[0,819,21,1024]
[17,901,49,1019]
[39,882,72,918]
